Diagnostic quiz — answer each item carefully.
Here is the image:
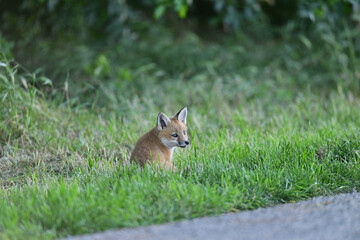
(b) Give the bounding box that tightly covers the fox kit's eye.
[172,133,178,138]
[184,130,186,135]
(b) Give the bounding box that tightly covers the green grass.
[1,25,360,239]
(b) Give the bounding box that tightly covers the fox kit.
[130,107,189,171]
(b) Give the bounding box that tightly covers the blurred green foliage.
[0,0,359,108]
[1,0,358,40]
[0,0,133,41]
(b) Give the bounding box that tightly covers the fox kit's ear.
[157,112,171,130]
[175,107,187,124]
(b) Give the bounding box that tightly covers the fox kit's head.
[156,107,189,149]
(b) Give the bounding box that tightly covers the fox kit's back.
[130,107,189,171]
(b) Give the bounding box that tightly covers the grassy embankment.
[0,26,360,239]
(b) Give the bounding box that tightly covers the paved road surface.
[64,191,360,240]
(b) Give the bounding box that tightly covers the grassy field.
[1,24,360,239]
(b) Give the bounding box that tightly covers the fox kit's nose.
[179,140,190,148]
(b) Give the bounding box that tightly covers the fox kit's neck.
[168,147,175,162]
[149,128,174,161]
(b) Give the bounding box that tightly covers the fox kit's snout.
[130,107,189,171]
